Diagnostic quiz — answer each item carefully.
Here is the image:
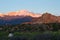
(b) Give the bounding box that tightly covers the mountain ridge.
[0,10,42,17]
[0,10,60,25]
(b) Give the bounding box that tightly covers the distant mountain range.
[0,10,41,17]
[0,10,41,25]
[0,10,60,25]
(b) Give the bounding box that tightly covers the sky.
[0,0,60,15]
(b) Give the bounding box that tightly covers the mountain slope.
[0,16,33,25]
[0,10,42,25]
[23,13,60,24]
[35,13,60,23]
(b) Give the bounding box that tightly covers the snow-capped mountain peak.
[0,10,42,17]
[6,10,42,17]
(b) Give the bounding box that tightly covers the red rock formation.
[24,13,60,24]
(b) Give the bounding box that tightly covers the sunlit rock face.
[40,13,57,23]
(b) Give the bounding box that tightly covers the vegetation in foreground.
[0,31,60,40]
[0,23,60,40]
